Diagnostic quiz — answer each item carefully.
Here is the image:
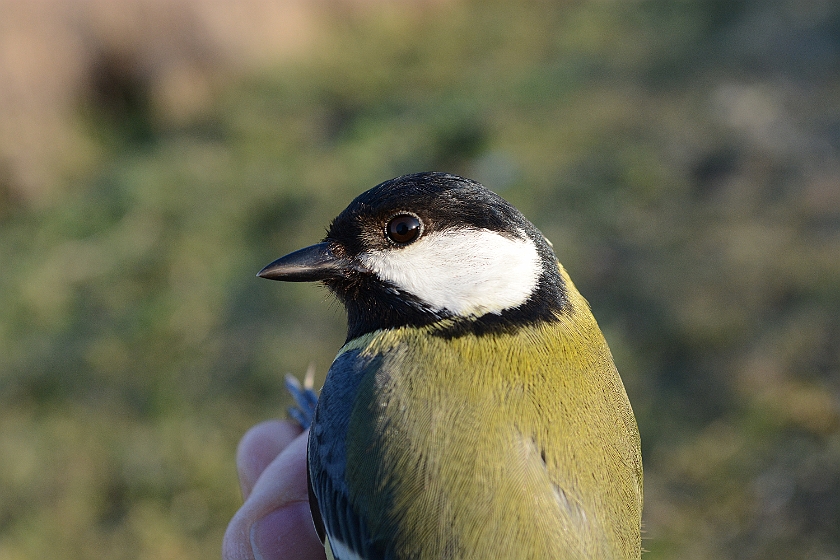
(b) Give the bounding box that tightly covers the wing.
[307,347,388,560]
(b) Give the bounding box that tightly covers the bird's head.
[259,172,567,340]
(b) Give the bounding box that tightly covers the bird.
[258,172,642,560]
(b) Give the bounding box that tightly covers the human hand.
[223,420,325,560]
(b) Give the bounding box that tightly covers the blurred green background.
[1,0,839,558]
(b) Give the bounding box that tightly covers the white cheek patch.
[358,228,541,317]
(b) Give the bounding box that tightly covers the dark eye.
[386,213,422,244]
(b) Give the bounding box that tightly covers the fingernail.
[250,502,321,560]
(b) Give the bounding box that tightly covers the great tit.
[258,172,642,559]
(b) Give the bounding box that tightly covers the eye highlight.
[386,213,423,245]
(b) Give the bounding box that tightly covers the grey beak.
[258,242,349,282]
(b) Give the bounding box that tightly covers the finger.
[223,428,325,560]
[236,420,303,500]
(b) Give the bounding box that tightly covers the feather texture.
[308,264,642,560]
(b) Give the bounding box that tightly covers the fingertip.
[237,420,304,499]
[250,502,326,560]
[224,428,317,560]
